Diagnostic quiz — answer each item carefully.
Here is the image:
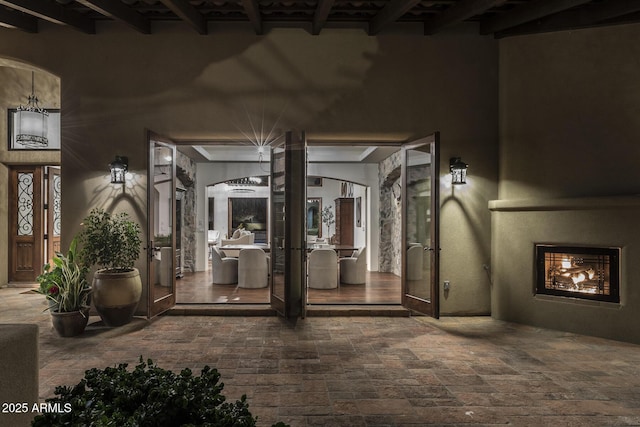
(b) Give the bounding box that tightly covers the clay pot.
[92,268,142,327]
[51,307,90,337]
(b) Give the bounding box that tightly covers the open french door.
[147,131,177,317]
[270,130,307,320]
[401,132,440,318]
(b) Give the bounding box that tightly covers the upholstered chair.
[238,247,269,288]
[339,247,367,284]
[407,244,424,281]
[211,246,238,285]
[308,248,338,289]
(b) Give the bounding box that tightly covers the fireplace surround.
[536,245,620,303]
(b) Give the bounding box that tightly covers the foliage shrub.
[32,358,288,427]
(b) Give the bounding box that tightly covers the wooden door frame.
[8,166,44,283]
[401,132,440,318]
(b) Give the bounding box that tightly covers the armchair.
[308,248,338,289]
[339,247,367,284]
[238,247,269,288]
[211,246,238,285]
[407,244,424,281]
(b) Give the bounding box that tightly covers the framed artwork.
[307,198,322,237]
[356,196,362,227]
[307,176,323,187]
[8,108,61,150]
[228,197,268,232]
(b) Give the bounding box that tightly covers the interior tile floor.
[2,286,640,426]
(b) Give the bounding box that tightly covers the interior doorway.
[174,142,406,306]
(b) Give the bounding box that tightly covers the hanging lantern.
[449,157,468,185]
[16,71,49,148]
[109,156,128,184]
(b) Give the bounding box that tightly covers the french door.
[8,165,60,283]
[270,130,307,319]
[401,133,440,317]
[147,131,177,317]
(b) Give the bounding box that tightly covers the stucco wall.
[494,23,640,343]
[0,21,498,315]
[0,65,60,287]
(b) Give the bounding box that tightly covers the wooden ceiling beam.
[241,0,263,35]
[79,0,151,34]
[480,0,592,35]
[312,0,335,35]
[369,0,421,35]
[0,6,37,33]
[496,0,640,38]
[159,0,207,35]
[0,0,94,33]
[424,0,506,35]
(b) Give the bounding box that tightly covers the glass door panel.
[270,131,306,319]
[402,133,440,317]
[148,131,177,317]
[270,143,286,314]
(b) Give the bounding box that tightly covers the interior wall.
[495,23,640,343]
[0,22,498,315]
[0,65,60,287]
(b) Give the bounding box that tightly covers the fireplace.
[536,245,620,303]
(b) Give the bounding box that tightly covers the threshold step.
[306,305,410,317]
[167,304,276,316]
[166,304,410,317]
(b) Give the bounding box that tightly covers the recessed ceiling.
[177,143,399,163]
[0,1,637,38]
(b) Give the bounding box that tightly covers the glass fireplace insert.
[535,245,620,303]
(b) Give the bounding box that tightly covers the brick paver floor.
[2,287,640,426]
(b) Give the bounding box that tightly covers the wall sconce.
[109,155,128,184]
[449,157,468,185]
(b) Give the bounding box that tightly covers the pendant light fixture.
[16,71,49,148]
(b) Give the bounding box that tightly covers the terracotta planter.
[92,268,142,327]
[51,307,90,337]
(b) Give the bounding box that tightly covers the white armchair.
[211,246,238,285]
[308,248,338,289]
[339,247,367,284]
[238,248,269,288]
[208,230,220,246]
[407,244,424,281]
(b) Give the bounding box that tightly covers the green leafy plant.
[35,237,91,313]
[321,206,335,237]
[32,358,289,427]
[78,208,142,272]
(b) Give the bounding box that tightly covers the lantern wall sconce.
[109,156,128,184]
[449,157,468,185]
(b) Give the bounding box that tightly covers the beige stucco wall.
[494,23,640,343]
[0,21,498,315]
[0,64,60,287]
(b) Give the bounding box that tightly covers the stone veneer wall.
[176,152,196,273]
[378,152,401,275]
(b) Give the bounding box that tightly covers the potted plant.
[321,206,335,242]
[36,238,92,337]
[78,208,142,327]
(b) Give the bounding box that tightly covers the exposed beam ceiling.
[79,0,151,34]
[0,1,637,39]
[159,0,207,34]
[0,0,94,33]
